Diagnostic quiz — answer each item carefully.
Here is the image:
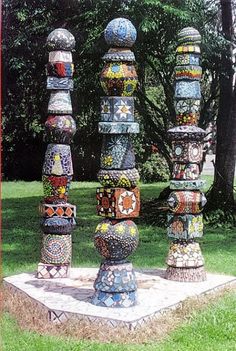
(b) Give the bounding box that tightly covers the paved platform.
[4,268,236,329]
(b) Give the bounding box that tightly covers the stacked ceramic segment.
[165,27,207,282]
[91,18,140,308]
[37,29,76,279]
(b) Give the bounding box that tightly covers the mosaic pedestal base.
[4,268,235,329]
[91,290,136,308]
[37,262,70,279]
[165,266,207,282]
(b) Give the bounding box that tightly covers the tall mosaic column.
[165,27,207,282]
[37,29,77,279]
[91,18,140,307]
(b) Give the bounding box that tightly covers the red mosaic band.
[39,202,76,218]
[46,62,75,77]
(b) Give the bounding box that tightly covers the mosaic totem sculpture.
[37,29,76,279]
[165,27,207,282]
[91,18,140,307]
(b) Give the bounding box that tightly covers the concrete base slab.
[4,268,236,329]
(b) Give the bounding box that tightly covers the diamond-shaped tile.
[56,207,64,216]
[65,207,73,217]
[46,207,54,217]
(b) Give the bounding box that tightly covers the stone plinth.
[4,268,236,329]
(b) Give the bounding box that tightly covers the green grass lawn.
[2,179,236,350]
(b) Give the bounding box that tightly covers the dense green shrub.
[138,153,170,183]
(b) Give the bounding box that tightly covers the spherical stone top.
[46,28,75,51]
[177,27,201,45]
[104,18,137,47]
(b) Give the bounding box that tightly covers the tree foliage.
[3,0,226,180]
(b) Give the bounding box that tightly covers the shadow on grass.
[2,183,236,276]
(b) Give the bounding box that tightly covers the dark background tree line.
[2,0,235,213]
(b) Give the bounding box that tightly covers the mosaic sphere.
[46,28,75,51]
[177,27,201,45]
[100,62,138,96]
[44,115,76,144]
[104,18,137,47]
[94,219,139,260]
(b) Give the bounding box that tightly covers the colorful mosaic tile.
[46,77,74,90]
[166,240,204,268]
[176,112,199,126]
[175,81,201,99]
[175,65,202,81]
[167,213,203,239]
[37,262,70,279]
[46,62,74,77]
[176,53,200,66]
[168,126,206,141]
[172,163,200,180]
[177,27,201,45]
[102,48,135,62]
[100,135,135,169]
[101,96,134,122]
[94,260,137,292]
[97,168,140,187]
[39,202,76,218]
[44,115,76,144]
[91,290,137,308]
[42,144,73,176]
[42,175,72,203]
[41,234,72,264]
[48,91,72,114]
[100,62,138,96]
[176,45,201,54]
[104,18,137,48]
[171,140,203,163]
[96,187,140,218]
[175,99,201,114]
[169,179,205,190]
[94,219,139,260]
[167,191,207,214]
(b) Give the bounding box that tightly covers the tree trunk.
[206,0,236,211]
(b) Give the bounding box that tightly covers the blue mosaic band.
[94,260,137,292]
[175,81,201,99]
[46,77,74,90]
[98,122,139,134]
[170,179,205,190]
[91,290,137,308]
